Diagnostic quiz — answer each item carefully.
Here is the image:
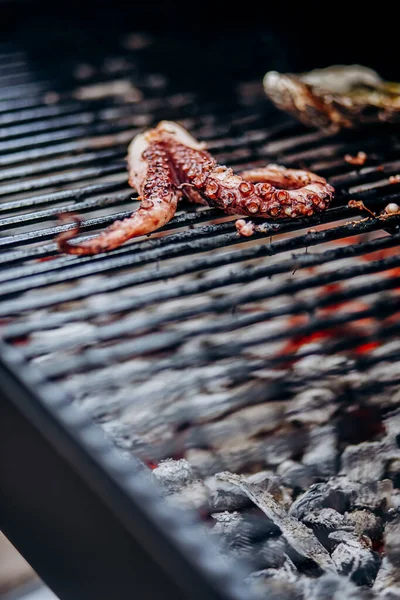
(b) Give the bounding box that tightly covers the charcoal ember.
[302,509,352,551]
[285,388,336,425]
[329,531,381,586]
[340,442,386,483]
[218,472,336,572]
[302,425,338,479]
[152,458,195,493]
[289,482,350,520]
[351,479,393,512]
[385,516,400,570]
[301,573,373,600]
[344,510,383,540]
[277,460,319,491]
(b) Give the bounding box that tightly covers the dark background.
[1,0,399,79]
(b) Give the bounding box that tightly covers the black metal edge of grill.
[0,341,253,600]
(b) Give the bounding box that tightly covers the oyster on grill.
[263,65,400,130]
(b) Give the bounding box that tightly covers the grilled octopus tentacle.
[57,133,180,255]
[159,122,334,223]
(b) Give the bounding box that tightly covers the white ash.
[152,459,195,494]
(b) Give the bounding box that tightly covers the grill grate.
[1,18,400,600]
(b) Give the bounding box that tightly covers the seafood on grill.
[57,121,334,254]
[263,65,400,130]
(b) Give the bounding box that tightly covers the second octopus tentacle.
[160,122,334,222]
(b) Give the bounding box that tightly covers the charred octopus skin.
[57,128,182,255]
[57,121,334,254]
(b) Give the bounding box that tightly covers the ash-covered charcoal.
[302,509,352,551]
[246,557,304,600]
[289,482,350,520]
[277,460,320,491]
[166,480,209,511]
[374,557,400,595]
[385,515,400,572]
[344,510,383,541]
[301,573,373,599]
[259,536,291,570]
[329,530,381,586]
[206,476,252,513]
[247,471,293,510]
[246,554,299,586]
[387,459,400,488]
[152,458,195,493]
[378,589,400,600]
[340,442,387,483]
[350,480,393,512]
[152,458,209,510]
[211,510,283,570]
[302,425,338,479]
[218,472,336,573]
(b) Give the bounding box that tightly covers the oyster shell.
[264,65,400,130]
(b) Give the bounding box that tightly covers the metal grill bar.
[35,262,400,375]
[41,314,400,380]
[61,346,400,409]
[3,225,400,339]
[19,287,400,360]
[0,213,398,314]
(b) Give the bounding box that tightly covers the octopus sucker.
[57,121,335,253]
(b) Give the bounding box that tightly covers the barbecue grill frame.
[0,342,252,600]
